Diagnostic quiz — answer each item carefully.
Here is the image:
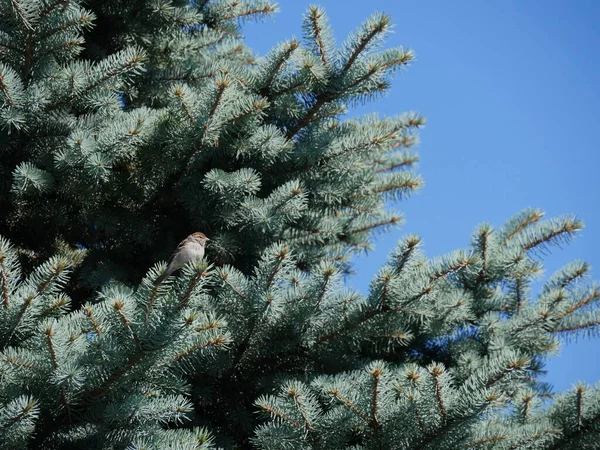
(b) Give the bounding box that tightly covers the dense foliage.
[0,1,598,449]
[0,0,422,298]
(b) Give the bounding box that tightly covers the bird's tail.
[154,272,168,286]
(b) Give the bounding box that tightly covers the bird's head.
[191,232,210,244]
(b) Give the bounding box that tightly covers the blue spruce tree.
[0,1,598,449]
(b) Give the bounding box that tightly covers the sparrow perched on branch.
[154,232,210,285]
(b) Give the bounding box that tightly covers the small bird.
[154,232,210,285]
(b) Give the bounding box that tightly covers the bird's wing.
[165,237,188,267]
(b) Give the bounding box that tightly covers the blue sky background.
[243,1,600,392]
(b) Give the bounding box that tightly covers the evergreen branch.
[378,331,411,344]
[508,428,561,450]
[175,79,227,169]
[552,319,600,333]
[177,273,198,308]
[430,366,448,419]
[143,285,160,327]
[174,87,196,125]
[0,71,15,106]
[340,204,376,214]
[266,185,305,218]
[218,99,266,131]
[380,52,415,69]
[576,385,584,428]
[544,289,568,310]
[328,388,370,423]
[259,40,299,96]
[314,269,333,310]
[314,314,369,345]
[430,258,473,283]
[206,80,227,131]
[314,304,407,345]
[177,268,210,311]
[391,236,421,274]
[377,273,391,309]
[212,258,270,370]
[285,91,334,139]
[283,54,410,139]
[259,404,302,429]
[485,358,528,387]
[38,12,94,40]
[324,132,399,166]
[510,313,548,338]
[195,320,220,333]
[271,78,306,97]
[564,287,600,314]
[265,247,288,291]
[549,412,600,450]
[113,300,143,351]
[395,134,420,148]
[83,305,101,337]
[195,32,227,52]
[343,63,381,90]
[375,154,419,172]
[476,228,490,283]
[461,435,507,448]
[82,54,144,96]
[220,273,247,300]
[501,209,544,245]
[288,389,313,434]
[515,278,523,313]
[45,325,72,422]
[370,367,384,450]
[229,295,275,372]
[0,263,9,308]
[414,398,494,450]
[23,35,34,77]
[405,257,472,306]
[343,215,403,237]
[522,218,583,252]
[1,355,41,372]
[36,264,64,295]
[10,0,35,31]
[413,403,427,435]
[173,337,225,361]
[0,398,38,432]
[342,15,390,73]
[0,41,21,54]
[86,351,145,401]
[557,264,590,289]
[53,50,145,108]
[160,72,214,83]
[1,296,34,348]
[521,396,532,423]
[221,5,277,21]
[39,296,69,317]
[371,176,422,195]
[307,7,329,66]
[544,262,591,295]
[39,0,69,19]
[136,314,202,368]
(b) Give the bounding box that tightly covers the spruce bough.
[0,1,598,449]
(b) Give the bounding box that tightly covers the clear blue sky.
[243,1,600,392]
